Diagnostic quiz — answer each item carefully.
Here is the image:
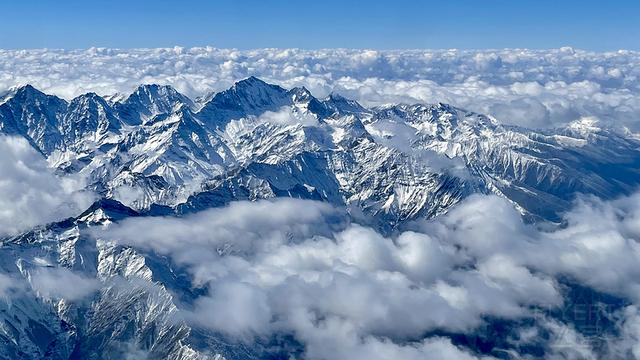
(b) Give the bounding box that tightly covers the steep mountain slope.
[197,76,293,129]
[60,92,122,148]
[365,103,640,221]
[0,85,68,154]
[2,77,640,359]
[0,200,212,359]
[114,84,195,125]
[3,78,640,224]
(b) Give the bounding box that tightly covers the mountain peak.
[289,86,313,101]
[12,84,54,101]
[231,76,287,95]
[0,84,68,154]
[566,116,602,137]
[78,198,140,223]
[324,92,368,115]
[135,83,173,93]
[129,84,190,104]
[117,84,193,125]
[16,83,39,93]
[197,77,291,128]
[242,75,261,82]
[62,91,121,143]
[72,91,110,104]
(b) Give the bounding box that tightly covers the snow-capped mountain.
[0,84,68,154]
[60,92,121,147]
[114,84,195,126]
[5,76,636,224]
[2,77,640,359]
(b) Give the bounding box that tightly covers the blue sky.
[0,0,638,50]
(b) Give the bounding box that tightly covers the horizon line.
[0,46,638,54]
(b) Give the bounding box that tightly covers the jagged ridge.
[3,77,640,359]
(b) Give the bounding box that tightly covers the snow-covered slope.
[3,78,640,223]
[2,78,640,359]
[0,84,68,154]
[0,200,212,359]
[115,84,195,125]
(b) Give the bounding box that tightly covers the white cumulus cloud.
[1,48,639,130]
[0,136,95,236]
[93,189,640,358]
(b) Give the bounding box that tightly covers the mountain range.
[4,77,639,226]
[1,77,640,359]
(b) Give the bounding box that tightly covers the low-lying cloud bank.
[97,192,640,359]
[1,47,640,130]
[0,136,94,236]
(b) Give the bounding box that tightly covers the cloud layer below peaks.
[1,47,639,130]
[95,191,640,359]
